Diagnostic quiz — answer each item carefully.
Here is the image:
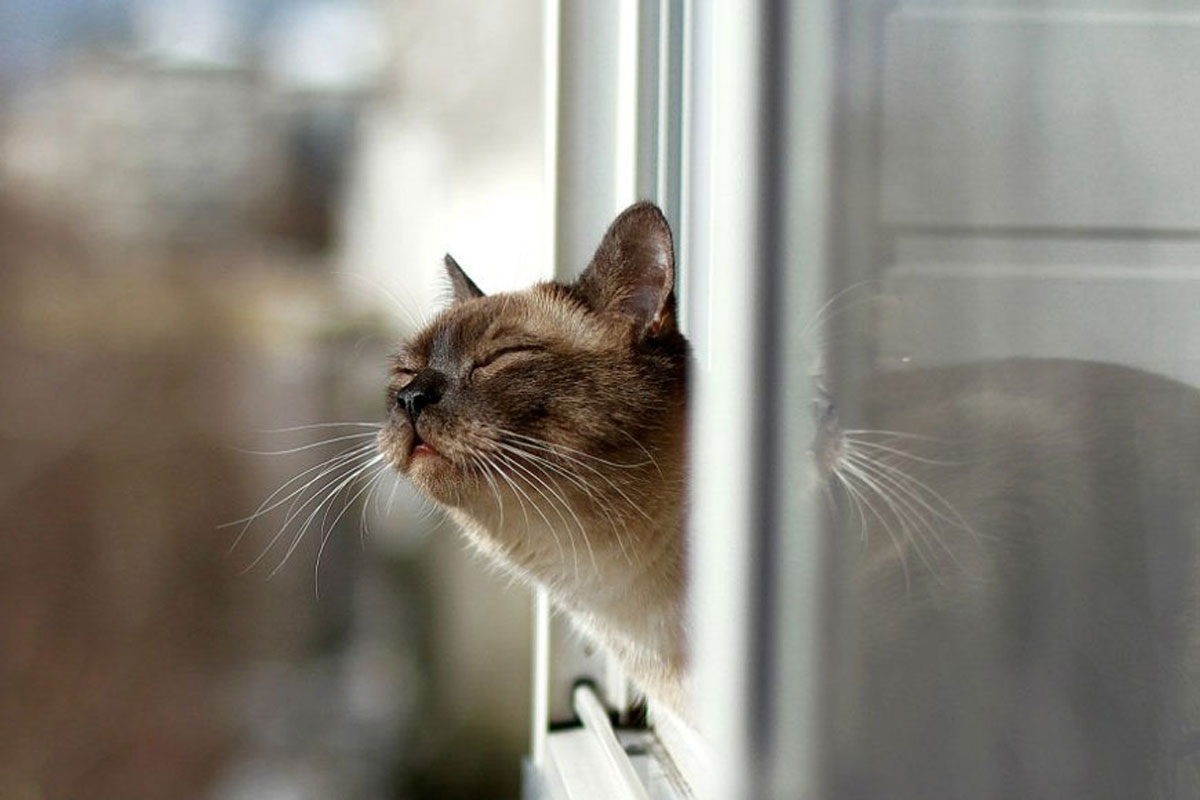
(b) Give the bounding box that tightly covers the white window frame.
[528,2,834,798]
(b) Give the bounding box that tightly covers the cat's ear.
[575,202,677,339]
[444,253,485,303]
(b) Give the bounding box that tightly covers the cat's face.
[377,203,689,517]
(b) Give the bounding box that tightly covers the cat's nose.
[395,369,445,423]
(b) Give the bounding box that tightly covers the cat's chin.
[377,424,472,507]
[405,454,472,508]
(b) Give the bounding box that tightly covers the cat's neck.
[449,463,686,605]
[447,439,690,698]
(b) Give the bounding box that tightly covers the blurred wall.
[0,1,545,798]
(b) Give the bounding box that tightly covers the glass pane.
[817,2,1200,797]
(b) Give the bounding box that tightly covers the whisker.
[470,453,506,531]
[840,454,957,579]
[801,280,881,343]
[310,463,390,596]
[497,458,568,572]
[360,469,386,549]
[493,441,607,504]
[494,451,581,579]
[455,436,554,562]
[840,459,943,585]
[268,455,387,576]
[841,437,961,467]
[831,467,912,592]
[497,433,654,523]
[222,443,379,555]
[493,440,635,567]
[250,422,384,434]
[225,445,378,530]
[332,269,429,332]
[841,428,949,443]
[497,446,602,575]
[483,452,533,533]
[233,431,381,456]
[845,448,985,545]
[498,429,653,470]
[617,430,663,479]
[384,471,402,517]
[244,453,384,575]
[824,465,869,544]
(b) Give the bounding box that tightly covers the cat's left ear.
[575,202,676,339]
[444,254,485,303]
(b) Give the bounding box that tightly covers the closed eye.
[471,345,544,378]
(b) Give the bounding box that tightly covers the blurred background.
[0,1,544,798]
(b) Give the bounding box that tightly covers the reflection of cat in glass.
[377,203,1200,798]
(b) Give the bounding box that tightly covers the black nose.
[394,369,445,423]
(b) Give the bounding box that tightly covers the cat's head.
[378,203,689,517]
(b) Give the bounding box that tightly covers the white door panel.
[882,8,1200,230]
[871,2,1200,384]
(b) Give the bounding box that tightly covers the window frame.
[530,1,833,797]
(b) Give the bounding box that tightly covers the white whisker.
[332,269,429,332]
[470,453,506,531]
[499,429,653,470]
[222,443,379,555]
[842,437,961,467]
[841,428,948,443]
[233,431,381,456]
[494,440,636,567]
[845,448,984,545]
[250,421,383,434]
[497,430,654,523]
[311,463,390,596]
[494,451,582,579]
[801,279,881,343]
[841,455,957,580]
[263,454,387,578]
[832,467,912,592]
[496,446,602,575]
[243,452,383,575]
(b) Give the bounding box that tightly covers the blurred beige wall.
[0,1,546,798]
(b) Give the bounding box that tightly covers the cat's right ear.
[444,253,485,303]
[575,202,677,339]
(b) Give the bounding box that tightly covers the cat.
[824,359,1200,799]
[378,203,690,710]
[378,202,1200,798]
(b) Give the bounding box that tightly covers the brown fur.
[378,204,691,709]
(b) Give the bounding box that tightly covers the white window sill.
[526,685,709,800]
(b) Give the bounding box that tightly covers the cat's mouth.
[377,423,444,474]
[410,432,440,459]
[394,425,469,505]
